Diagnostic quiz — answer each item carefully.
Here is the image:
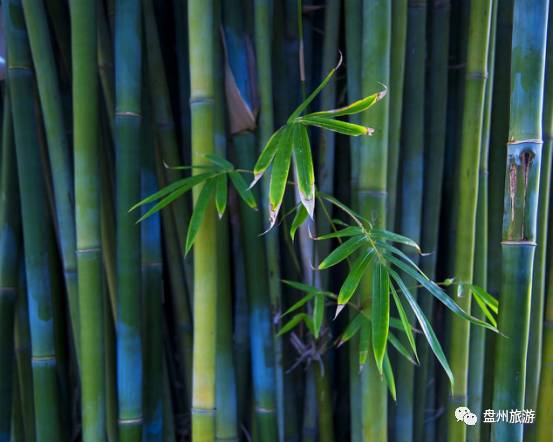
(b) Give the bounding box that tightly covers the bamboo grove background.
[0,0,552,441]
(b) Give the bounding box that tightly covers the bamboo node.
[254,406,276,414]
[191,407,216,416]
[118,417,144,425]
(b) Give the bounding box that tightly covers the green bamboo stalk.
[70,0,106,438]
[395,2,426,439]
[13,276,35,442]
[446,2,492,441]
[188,0,218,439]
[10,369,24,442]
[467,5,497,442]
[43,0,70,74]
[357,1,391,441]
[0,95,18,442]
[414,2,450,440]
[524,1,553,426]
[98,0,116,138]
[5,0,63,438]
[115,0,143,439]
[141,101,164,442]
[492,1,549,440]
[20,0,80,363]
[386,0,407,231]
[253,2,286,437]
[344,1,362,439]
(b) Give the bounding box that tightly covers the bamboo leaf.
[204,153,234,171]
[268,125,294,227]
[282,279,320,294]
[359,321,370,368]
[130,172,214,213]
[472,293,497,328]
[336,250,374,308]
[299,116,373,136]
[388,332,417,365]
[315,226,364,240]
[185,179,216,254]
[215,175,228,218]
[229,171,257,209]
[390,285,418,362]
[304,89,387,118]
[250,126,285,187]
[371,228,421,252]
[290,204,308,241]
[313,292,325,339]
[287,53,343,122]
[468,284,499,313]
[338,313,366,346]
[388,268,454,386]
[293,124,315,217]
[386,254,497,331]
[277,313,306,337]
[319,235,366,270]
[281,293,315,318]
[383,353,396,401]
[371,262,390,373]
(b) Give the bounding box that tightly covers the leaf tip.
[334,304,346,320]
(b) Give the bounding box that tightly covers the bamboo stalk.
[70,0,106,438]
[357,1,391,441]
[21,0,80,363]
[0,95,18,442]
[395,2,426,439]
[414,1,450,440]
[188,0,218,439]
[115,0,143,439]
[492,1,549,440]
[524,0,553,424]
[5,0,63,438]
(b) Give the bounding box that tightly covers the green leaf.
[336,250,374,307]
[250,126,286,187]
[338,313,366,346]
[185,179,216,254]
[293,124,315,217]
[313,292,325,339]
[229,171,257,209]
[304,89,387,118]
[268,125,294,227]
[215,175,228,218]
[385,254,496,332]
[281,293,315,318]
[383,352,397,401]
[469,284,498,313]
[277,313,306,337]
[390,285,418,363]
[472,292,497,327]
[388,332,417,365]
[388,268,454,387]
[130,172,214,213]
[204,153,234,171]
[282,279,320,294]
[298,116,373,136]
[315,226,364,240]
[371,228,421,252]
[371,262,390,373]
[287,53,343,122]
[319,235,366,270]
[290,205,309,241]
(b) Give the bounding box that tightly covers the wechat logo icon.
[455,406,478,426]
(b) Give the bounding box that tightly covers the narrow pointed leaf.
[299,116,373,136]
[282,279,320,294]
[304,89,387,118]
[204,153,234,171]
[469,284,499,313]
[287,53,343,122]
[250,126,285,187]
[319,235,366,269]
[371,262,390,373]
[337,250,374,307]
[338,313,366,346]
[215,174,228,218]
[371,228,421,252]
[229,171,257,209]
[293,124,315,217]
[313,293,324,339]
[315,226,364,240]
[390,285,418,362]
[268,125,294,227]
[277,313,306,337]
[472,292,498,327]
[388,332,417,365]
[185,179,216,254]
[290,204,308,241]
[383,353,396,401]
[281,293,315,318]
[130,172,213,212]
[388,268,454,386]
